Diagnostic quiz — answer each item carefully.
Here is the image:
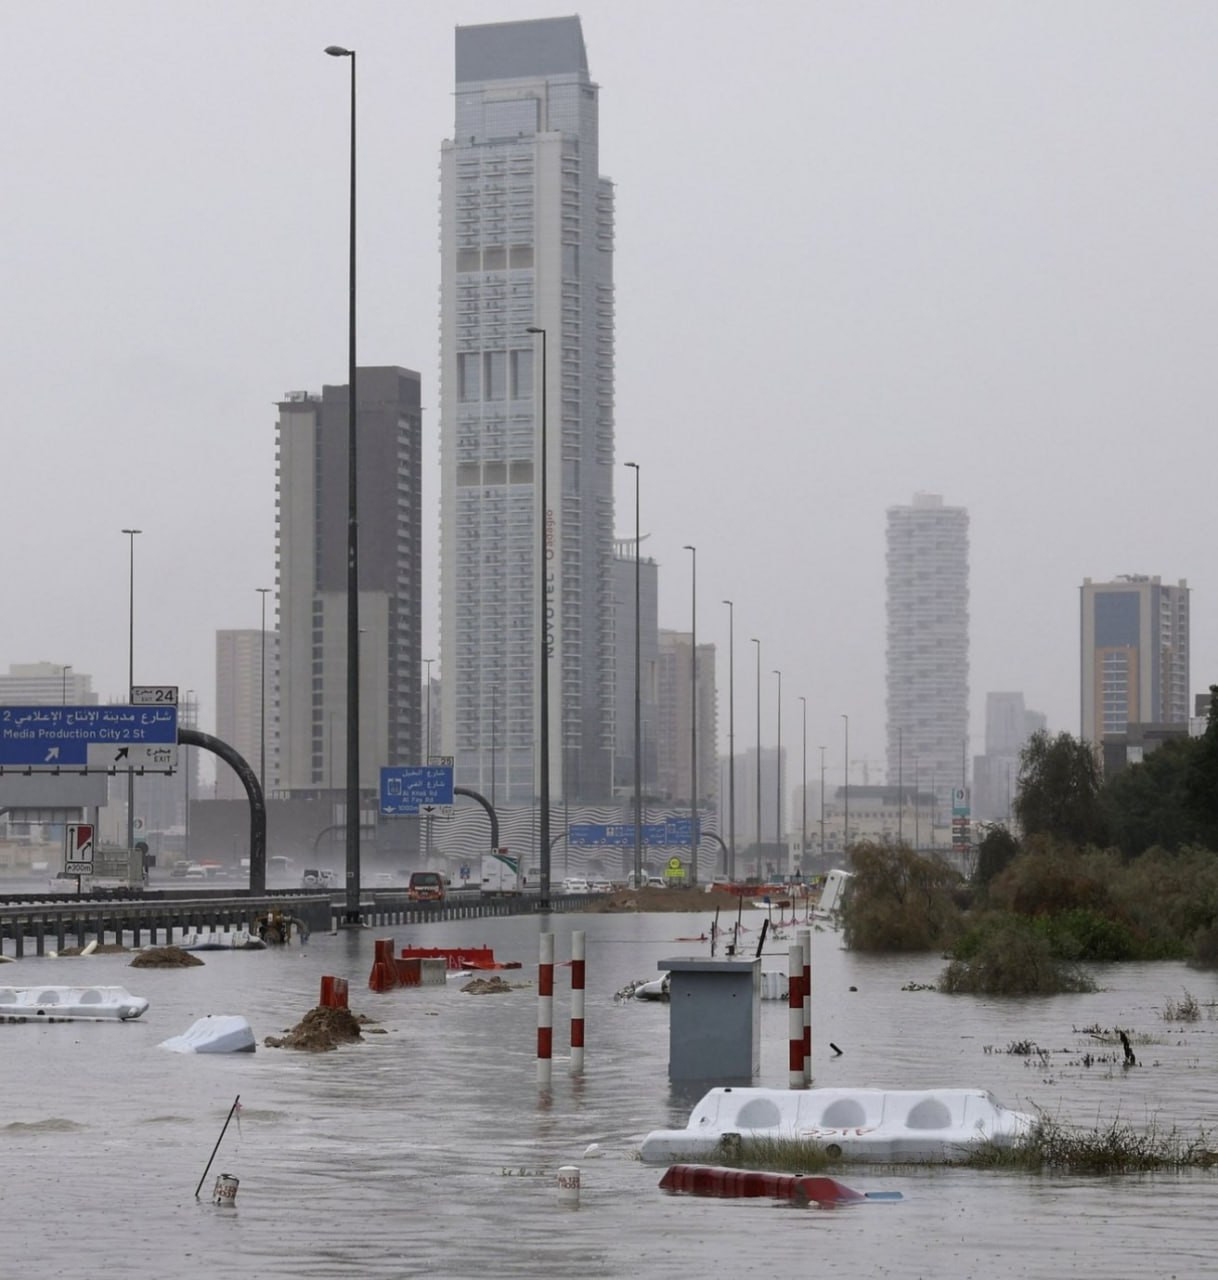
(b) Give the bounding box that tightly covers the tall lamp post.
[841,713,850,853]
[526,325,551,909]
[897,726,903,845]
[798,695,807,876]
[184,689,195,863]
[751,637,761,875]
[818,745,826,856]
[121,528,141,854]
[325,43,361,925]
[625,462,642,887]
[423,657,434,758]
[683,544,697,885]
[722,600,735,881]
[257,588,271,794]
[61,664,71,705]
[773,669,782,879]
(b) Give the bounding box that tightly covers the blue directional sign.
[380,764,455,816]
[570,818,698,847]
[0,705,179,772]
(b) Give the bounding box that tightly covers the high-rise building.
[886,492,970,811]
[0,662,95,707]
[274,367,422,793]
[611,539,659,799]
[215,629,279,800]
[439,16,616,804]
[1080,575,1190,743]
[655,631,718,811]
[972,691,1045,822]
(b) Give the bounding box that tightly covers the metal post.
[184,690,194,863]
[841,713,849,853]
[625,462,642,887]
[61,664,71,706]
[683,544,697,885]
[751,637,761,876]
[723,600,735,881]
[799,695,806,875]
[773,669,782,879]
[526,325,550,910]
[818,745,826,857]
[257,588,270,794]
[324,43,361,925]
[121,528,141,855]
[897,726,903,844]
[490,683,497,811]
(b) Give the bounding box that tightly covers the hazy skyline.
[4,1,1216,792]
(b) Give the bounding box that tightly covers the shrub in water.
[940,917,1096,995]
[842,841,964,953]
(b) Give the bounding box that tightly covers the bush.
[841,842,964,952]
[940,918,1096,995]
[1029,908,1138,963]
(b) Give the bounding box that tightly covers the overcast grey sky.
[4,1,1215,787]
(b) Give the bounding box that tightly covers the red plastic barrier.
[399,945,520,971]
[659,1164,865,1206]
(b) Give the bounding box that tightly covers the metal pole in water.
[788,941,804,1088]
[798,926,812,1084]
[537,931,554,1089]
[570,930,585,1075]
[194,1094,241,1199]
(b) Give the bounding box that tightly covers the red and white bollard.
[788,941,805,1088]
[798,927,812,1084]
[538,931,554,1089]
[570,930,586,1075]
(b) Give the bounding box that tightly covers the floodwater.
[3,907,1217,1279]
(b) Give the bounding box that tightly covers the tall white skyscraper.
[215,629,278,801]
[886,492,970,811]
[439,16,616,803]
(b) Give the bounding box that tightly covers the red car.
[407,871,446,902]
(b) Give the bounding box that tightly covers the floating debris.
[460,976,519,995]
[130,946,204,968]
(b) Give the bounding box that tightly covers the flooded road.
[3,908,1216,1278]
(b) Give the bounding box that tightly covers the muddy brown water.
[3,910,1216,1277]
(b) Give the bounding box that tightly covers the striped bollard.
[788,941,805,1088]
[570,930,586,1075]
[798,927,812,1084]
[538,931,554,1089]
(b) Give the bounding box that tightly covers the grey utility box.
[660,955,761,1083]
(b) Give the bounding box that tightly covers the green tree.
[974,823,1020,888]
[842,841,963,952]
[1101,737,1198,856]
[1013,730,1108,847]
[1184,684,1218,848]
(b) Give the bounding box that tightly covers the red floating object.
[659,1164,866,1207]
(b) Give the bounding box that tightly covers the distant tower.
[215,629,278,800]
[438,16,616,804]
[1080,575,1190,743]
[275,367,423,793]
[886,493,970,811]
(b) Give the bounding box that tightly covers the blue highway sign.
[380,764,455,816]
[570,818,699,847]
[0,705,179,772]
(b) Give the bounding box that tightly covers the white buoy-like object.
[557,1165,580,1208]
[213,1173,239,1206]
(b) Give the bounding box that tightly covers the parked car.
[561,877,590,894]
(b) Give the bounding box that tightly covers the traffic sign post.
[380,764,455,816]
[131,686,178,706]
[0,706,179,774]
[64,822,95,875]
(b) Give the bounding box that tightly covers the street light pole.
[897,726,903,845]
[773,669,782,879]
[683,544,697,885]
[423,658,434,759]
[722,600,735,881]
[61,664,71,706]
[798,695,806,875]
[526,325,551,910]
[841,713,850,853]
[121,528,141,855]
[184,689,194,863]
[257,588,271,795]
[325,43,361,925]
[625,462,642,888]
[751,637,761,876]
[818,745,826,857]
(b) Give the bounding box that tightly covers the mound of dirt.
[591,887,739,913]
[264,1005,364,1052]
[130,946,204,968]
[460,976,520,994]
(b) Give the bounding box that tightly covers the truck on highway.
[481,848,523,896]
